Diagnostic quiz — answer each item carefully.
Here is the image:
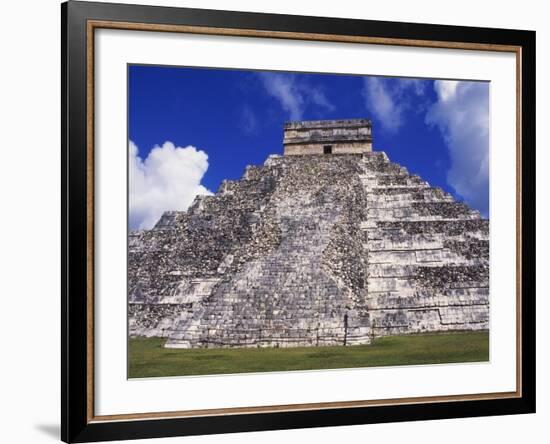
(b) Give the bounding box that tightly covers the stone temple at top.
[128,118,489,349]
[283,119,372,156]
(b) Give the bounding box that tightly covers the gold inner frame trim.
[86,19,523,423]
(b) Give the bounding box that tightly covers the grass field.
[128,331,489,378]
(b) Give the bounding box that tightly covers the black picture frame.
[61,1,536,442]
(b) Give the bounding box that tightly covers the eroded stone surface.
[283,119,372,155]
[129,150,489,348]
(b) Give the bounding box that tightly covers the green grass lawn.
[128,331,489,378]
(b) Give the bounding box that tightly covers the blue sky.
[129,65,489,230]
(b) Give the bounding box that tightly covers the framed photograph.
[61,1,535,442]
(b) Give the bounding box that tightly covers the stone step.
[363,219,489,237]
[367,236,444,251]
[366,208,479,221]
[367,248,471,265]
[367,287,489,308]
[368,195,455,206]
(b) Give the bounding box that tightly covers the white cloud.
[435,81,459,102]
[129,140,212,230]
[398,78,429,96]
[426,81,489,216]
[258,72,334,120]
[362,76,488,215]
[303,84,336,112]
[241,105,258,135]
[363,78,400,131]
[362,77,428,132]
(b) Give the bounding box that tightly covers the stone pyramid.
[129,120,489,348]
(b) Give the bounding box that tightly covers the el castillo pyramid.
[128,119,489,348]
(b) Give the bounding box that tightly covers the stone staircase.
[358,152,489,337]
[165,156,372,348]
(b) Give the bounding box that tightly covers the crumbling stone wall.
[128,151,489,348]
